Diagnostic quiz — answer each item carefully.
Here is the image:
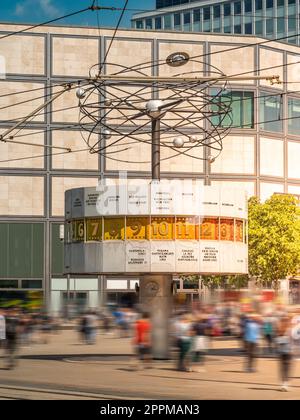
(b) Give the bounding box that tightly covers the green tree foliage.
[248,194,300,288]
[201,275,248,290]
[180,274,248,290]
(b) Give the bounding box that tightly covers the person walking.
[85,310,98,345]
[276,316,293,392]
[190,315,208,372]
[176,313,193,372]
[0,310,5,349]
[133,312,152,370]
[5,308,20,370]
[244,313,261,373]
[263,313,275,354]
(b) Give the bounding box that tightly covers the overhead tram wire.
[1,47,300,123]
[0,22,300,101]
[1,111,300,165]
[0,53,299,116]
[2,56,300,123]
[0,4,96,41]
[112,29,300,77]
[0,0,131,156]
[94,0,129,74]
[1,8,300,158]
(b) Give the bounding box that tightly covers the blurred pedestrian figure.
[244,313,260,373]
[121,308,130,338]
[190,315,208,372]
[239,312,249,353]
[263,313,275,354]
[85,310,98,345]
[176,314,192,372]
[276,316,293,392]
[40,313,52,344]
[78,312,88,344]
[133,312,152,370]
[0,310,5,349]
[291,312,300,359]
[112,307,126,338]
[5,308,20,370]
[102,311,112,335]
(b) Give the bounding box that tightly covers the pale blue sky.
[0,0,156,28]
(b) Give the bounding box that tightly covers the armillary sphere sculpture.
[76,54,234,177]
[0,51,280,177]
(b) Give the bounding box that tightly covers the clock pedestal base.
[140,274,173,359]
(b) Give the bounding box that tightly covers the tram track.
[0,383,140,400]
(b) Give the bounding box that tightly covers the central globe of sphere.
[146,100,164,113]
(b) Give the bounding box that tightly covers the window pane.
[234,24,242,33]
[145,19,152,29]
[288,1,295,14]
[174,13,181,27]
[155,17,162,29]
[245,22,253,33]
[164,14,172,29]
[224,3,231,15]
[277,17,285,34]
[255,19,263,34]
[224,15,232,33]
[211,90,254,128]
[203,7,210,20]
[234,1,241,13]
[136,20,143,29]
[3,223,44,279]
[245,0,252,12]
[130,280,139,290]
[266,18,274,34]
[288,97,300,135]
[0,280,18,289]
[214,5,221,18]
[107,280,128,290]
[193,9,200,22]
[22,280,43,289]
[211,90,232,127]
[243,92,254,127]
[184,12,191,30]
[259,91,283,132]
[288,18,296,32]
[255,0,262,9]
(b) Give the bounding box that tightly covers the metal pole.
[67,275,70,321]
[151,117,160,180]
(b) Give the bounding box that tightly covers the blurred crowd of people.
[78,301,300,393]
[0,308,59,369]
[2,301,300,392]
[170,302,300,392]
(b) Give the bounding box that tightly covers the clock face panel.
[145,281,160,297]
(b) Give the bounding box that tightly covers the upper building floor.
[132,0,300,46]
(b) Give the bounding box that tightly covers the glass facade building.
[132,0,300,45]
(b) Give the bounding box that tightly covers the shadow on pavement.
[248,387,282,392]
[143,373,293,390]
[19,354,133,362]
